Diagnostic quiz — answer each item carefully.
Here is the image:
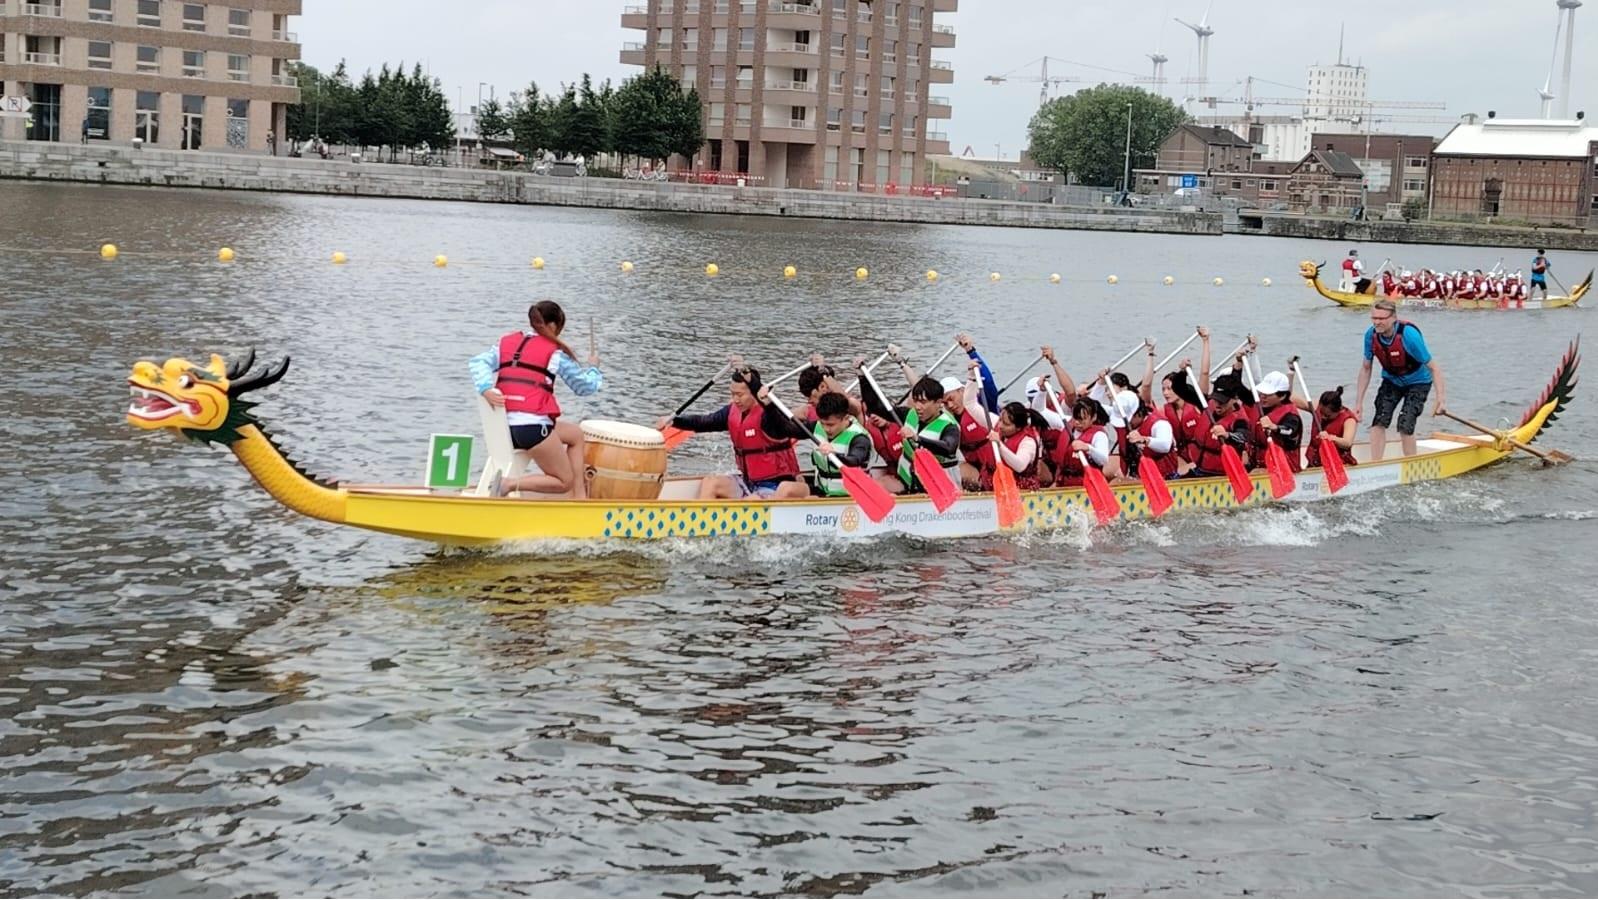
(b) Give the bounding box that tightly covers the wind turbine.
[1558,0,1582,118]
[1148,51,1169,97]
[1540,6,1564,118]
[1175,2,1215,107]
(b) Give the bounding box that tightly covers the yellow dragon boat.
[1299,260,1591,310]
[126,343,1580,546]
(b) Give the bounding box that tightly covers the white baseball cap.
[1113,390,1141,423]
[939,376,963,394]
[1257,371,1291,395]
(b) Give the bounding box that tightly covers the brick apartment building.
[1429,116,1598,225]
[620,0,955,190]
[0,0,302,153]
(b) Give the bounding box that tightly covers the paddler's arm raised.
[552,350,604,396]
[757,386,812,441]
[958,333,998,411]
[1041,346,1077,402]
[663,405,732,433]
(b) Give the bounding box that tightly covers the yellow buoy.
[990,272,1002,283]
[855,267,869,280]
[217,247,235,263]
[783,265,797,279]
[1261,277,1273,287]
[1163,275,1175,286]
[331,251,348,265]
[620,260,635,273]
[434,255,448,268]
[1213,276,1225,286]
[532,256,546,269]
[926,269,939,282]
[1049,273,1061,284]
[705,263,719,277]
[1107,275,1119,285]
[99,243,118,260]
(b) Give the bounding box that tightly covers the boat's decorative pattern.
[601,504,770,538]
[1402,457,1444,484]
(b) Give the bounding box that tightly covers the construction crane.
[1206,76,1446,119]
[984,57,1085,107]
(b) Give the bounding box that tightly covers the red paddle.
[1107,381,1173,517]
[1264,440,1296,499]
[769,396,896,524]
[991,448,1026,528]
[859,366,961,513]
[1079,451,1121,525]
[1292,361,1350,495]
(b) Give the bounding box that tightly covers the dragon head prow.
[127,349,290,445]
[1298,260,1322,281]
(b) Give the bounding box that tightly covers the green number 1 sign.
[426,434,474,489]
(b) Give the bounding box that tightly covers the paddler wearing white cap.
[939,362,997,490]
[1251,369,1305,472]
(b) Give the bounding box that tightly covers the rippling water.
[4,181,1598,897]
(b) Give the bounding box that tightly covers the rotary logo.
[839,506,860,533]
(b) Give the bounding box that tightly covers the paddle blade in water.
[1221,444,1254,502]
[1138,458,1174,517]
[992,462,1025,529]
[1264,441,1296,499]
[1083,465,1121,525]
[662,426,693,451]
[841,465,896,523]
[913,449,961,513]
[1320,436,1349,494]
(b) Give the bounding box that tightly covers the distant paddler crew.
[471,300,603,498]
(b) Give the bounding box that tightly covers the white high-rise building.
[1198,60,1372,162]
[1304,62,1368,122]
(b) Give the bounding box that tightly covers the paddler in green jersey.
[874,376,962,495]
[808,391,874,497]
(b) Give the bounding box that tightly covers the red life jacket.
[1307,407,1358,468]
[1192,409,1246,473]
[1342,258,1357,274]
[495,332,561,418]
[727,402,800,483]
[864,416,902,467]
[956,407,996,471]
[1380,272,1397,297]
[1053,423,1106,486]
[1254,402,1303,472]
[1164,400,1204,464]
[1137,408,1180,477]
[979,426,1041,491]
[1370,321,1423,377]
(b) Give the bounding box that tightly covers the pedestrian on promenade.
[266,129,276,157]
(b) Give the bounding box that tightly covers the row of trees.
[1026,84,1189,189]
[286,63,704,167]
[285,61,454,160]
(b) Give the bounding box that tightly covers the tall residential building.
[1303,61,1367,122]
[0,0,302,153]
[620,0,955,191]
[1198,60,1372,162]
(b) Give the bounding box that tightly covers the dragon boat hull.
[337,434,1522,545]
[1299,261,1591,310]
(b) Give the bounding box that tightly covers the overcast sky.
[297,1,1596,156]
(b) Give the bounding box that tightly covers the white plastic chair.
[472,394,538,496]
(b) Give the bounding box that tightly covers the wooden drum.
[581,420,668,500]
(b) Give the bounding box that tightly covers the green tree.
[477,97,509,142]
[408,64,455,152]
[284,62,322,142]
[668,85,705,163]
[611,66,703,166]
[566,74,608,160]
[546,84,579,157]
[1027,84,1188,188]
[508,82,547,158]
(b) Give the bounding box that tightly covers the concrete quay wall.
[0,142,1223,236]
[1246,212,1598,253]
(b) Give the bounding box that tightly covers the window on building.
[853,73,867,96]
[790,105,807,124]
[735,103,750,125]
[1232,179,1243,190]
[681,27,697,50]
[825,144,838,184]
[181,94,203,149]
[831,0,845,17]
[710,65,726,87]
[681,65,697,88]
[227,54,248,81]
[878,111,893,134]
[709,102,725,125]
[655,27,672,47]
[182,50,205,77]
[856,34,869,59]
[85,86,111,140]
[792,67,808,84]
[1406,156,1427,168]
[28,83,61,142]
[877,149,891,186]
[137,0,161,27]
[714,0,728,11]
[136,90,159,143]
[87,41,113,70]
[1403,178,1426,192]
[1262,180,1278,191]
[712,28,728,50]
[900,153,914,186]
[182,3,205,31]
[881,75,895,97]
[228,7,250,35]
[830,33,845,56]
[908,42,921,64]
[830,69,844,90]
[826,105,841,131]
[884,40,897,62]
[908,4,923,25]
[851,108,866,132]
[136,45,160,73]
[226,97,248,148]
[736,65,752,85]
[89,0,113,21]
[885,2,900,24]
[739,27,754,50]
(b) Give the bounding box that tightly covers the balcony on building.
[21,2,65,17]
[929,59,953,83]
[620,42,646,66]
[931,23,956,48]
[621,5,647,29]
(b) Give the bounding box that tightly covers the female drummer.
[470,300,603,498]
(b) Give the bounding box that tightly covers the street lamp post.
[1121,102,1134,195]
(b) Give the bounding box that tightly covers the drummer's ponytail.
[528,301,580,362]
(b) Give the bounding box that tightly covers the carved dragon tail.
[1517,336,1581,444]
